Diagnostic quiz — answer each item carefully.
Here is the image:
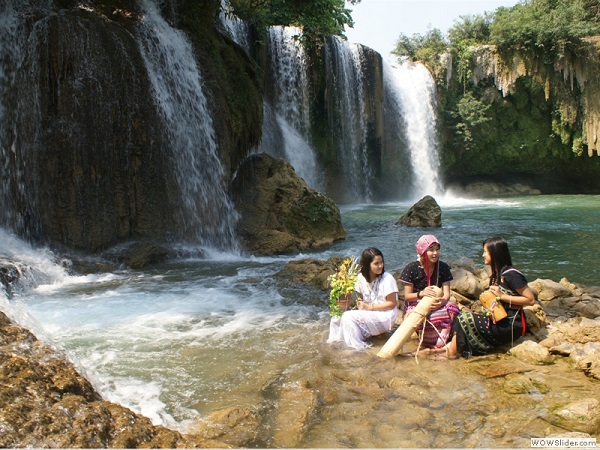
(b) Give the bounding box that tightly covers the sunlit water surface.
[2,194,599,446]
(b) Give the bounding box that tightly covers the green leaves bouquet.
[328,257,360,318]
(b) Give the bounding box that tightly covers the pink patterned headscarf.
[416,234,440,256]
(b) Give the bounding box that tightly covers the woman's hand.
[489,285,501,297]
[421,286,437,298]
[429,297,444,311]
[357,300,370,310]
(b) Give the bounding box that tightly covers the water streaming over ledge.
[0,1,30,231]
[217,0,251,54]
[325,36,373,202]
[257,26,324,191]
[218,8,444,202]
[384,60,443,198]
[138,0,239,251]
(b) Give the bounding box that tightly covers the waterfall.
[0,2,20,126]
[324,37,373,203]
[258,26,323,191]
[217,0,251,54]
[138,0,239,251]
[383,60,442,198]
[0,1,25,228]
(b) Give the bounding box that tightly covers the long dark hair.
[360,247,385,282]
[483,236,513,284]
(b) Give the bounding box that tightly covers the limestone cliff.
[438,39,600,193]
[471,40,600,157]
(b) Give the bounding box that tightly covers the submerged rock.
[548,398,600,434]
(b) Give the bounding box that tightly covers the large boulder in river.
[230,153,346,255]
[397,195,442,227]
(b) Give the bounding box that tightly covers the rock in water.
[397,195,442,227]
[229,153,346,255]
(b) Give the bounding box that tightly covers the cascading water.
[324,37,373,202]
[138,0,239,251]
[0,2,20,127]
[217,0,251,55]
[383,60,443,198]
[258,26,323,191]
[0,1,27,230]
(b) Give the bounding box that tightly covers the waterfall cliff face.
[0,0,443,256]
[138,0,239,250]
[0,0,175,252]
[383,61,442,198]
[0,0,262,253]
[320,37,439,202]
[323,37,375,202]
[257,26,324,191]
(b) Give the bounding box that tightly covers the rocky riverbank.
[1,256,599,447]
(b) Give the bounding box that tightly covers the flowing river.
[1,194,599,447]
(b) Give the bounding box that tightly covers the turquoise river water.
[1,194,599,447]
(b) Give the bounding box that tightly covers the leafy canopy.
[227,0,359,46]
[392,0,600,66]
[490,0,600,53]
[393,28,447,64]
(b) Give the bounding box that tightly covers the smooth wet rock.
[509,340,554,364]
[396,195,442,227]
[548,398,600,434]
[503,372,549,395]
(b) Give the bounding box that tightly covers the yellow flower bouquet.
[328,257,361,318]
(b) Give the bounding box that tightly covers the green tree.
[491,0,600,57]
[392,28,447,66]
[447,13,494,47]
[451,91,491,152]
[228,0,356,47]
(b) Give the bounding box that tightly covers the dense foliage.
[491,0,600,56]
[227,0,358,46]
[393,0,600,68]
[391,0,600,181]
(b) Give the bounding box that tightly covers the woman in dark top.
[400,235,459,350]
[446,236,535,359]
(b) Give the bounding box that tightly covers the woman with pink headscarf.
[399,234,459,350]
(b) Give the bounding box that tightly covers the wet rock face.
[2,1,262,255]
[396,195,442,227]
[230,153,346,255]
[4,6,176,252]
[0,261,21,296]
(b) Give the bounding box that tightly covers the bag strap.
[501,267,522,276]
[503,268,527,336]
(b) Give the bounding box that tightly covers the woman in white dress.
[327,247,399,350]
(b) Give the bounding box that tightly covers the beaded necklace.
[365,275,382,303]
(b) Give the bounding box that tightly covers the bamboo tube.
[377,287,442,359]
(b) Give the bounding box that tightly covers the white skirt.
[327,308,398,350]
